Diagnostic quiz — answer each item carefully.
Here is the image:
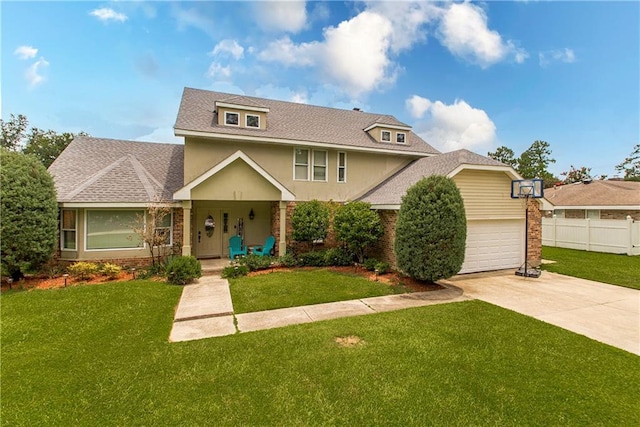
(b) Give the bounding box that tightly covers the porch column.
[278,201,287,255]
[182,200,192,256]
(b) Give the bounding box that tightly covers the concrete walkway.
[443,270,640,355]
[169,276,468,342]
[170,270,639,356]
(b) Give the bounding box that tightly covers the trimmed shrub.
[277,253,299,268]
[238,254,274,271]
[394,176,467,282]
[165,256,202,285]
[334,201,383,263]
[100,263,122,280]
[374,262,390,275]
[298,250,328,267]
[68,262,99,281]
[291,200,329,250]
[363,258,379,271]
[221,264,249,279]
[0,150,58,280]
[323,247,354,266]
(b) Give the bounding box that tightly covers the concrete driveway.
[443,270,639,355]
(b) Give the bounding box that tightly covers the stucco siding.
[453,169,524,220]
[184,137,411,202]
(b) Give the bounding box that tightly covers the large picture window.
[294,148,309,180]
[313,150,327,181]
[86,210,143,250]
[61,209,77,250]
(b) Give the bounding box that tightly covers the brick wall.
[527,199,542,267]
[271,201,340,255]
[600,209,640,220]
[172,207,184,256]
[370,210,398,268]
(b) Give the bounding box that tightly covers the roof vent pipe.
[353,107,361,111]
[582,178,593,184]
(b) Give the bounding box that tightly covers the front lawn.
[2,281,639,426]
[542,246,640,289]
[229,269,408,313]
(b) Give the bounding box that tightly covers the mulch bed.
[247,266,443,293]
[2,266,442,293]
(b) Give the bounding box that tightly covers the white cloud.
[25,57,49,88]
[254,1,307,33]
[406,95,432,119]
[539,48,576,67]
[411,97,496,152]
[255,84,308,103]
[90,8,128,23]
[14,45,38,60]
[211,39,244,60]
[206,62,232,79]
[437,2,527,68]
[172,5,215,38]
[258,36,318,66]
[136,127,183,144]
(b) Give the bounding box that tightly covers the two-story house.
[48,87,541,274]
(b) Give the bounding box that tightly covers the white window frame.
[154,211,173,247]
[381,130,391,142]
[61,209,77,251]
[224,111,240,126]
[337,151,347,183]
[85,209,145,251]
[245,114,260,128]
[293,148,310,181]
[396,132,406,144]
[312,150,328,182]
[586,209,600,220]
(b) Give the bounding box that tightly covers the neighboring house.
[542,180,640,220]
[48,87,541,273]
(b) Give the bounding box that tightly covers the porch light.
[249,209,255,220]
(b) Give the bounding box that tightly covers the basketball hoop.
[511,179,544,278]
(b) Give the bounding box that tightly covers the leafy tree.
[291,200,329,251]
[561,165,592,184]
[23,128,88,168]
[0,149,58,280]
[333,201,383,264]
[615,144,640,181]
[487,146,517,168]
[517,140,557,187]
[1,114,28,151]
[394,176,467,282]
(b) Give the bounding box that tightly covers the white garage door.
[459,219,524,274]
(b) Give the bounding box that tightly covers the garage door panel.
[460,220,523,274]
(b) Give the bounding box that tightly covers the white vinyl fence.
[542,217,640,256]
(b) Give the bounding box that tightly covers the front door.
[196,209,222,258]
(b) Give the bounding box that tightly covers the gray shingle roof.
[174,87,439,155]
[359,149,506,206]
[544,180,640,207]
[48,136,184,203]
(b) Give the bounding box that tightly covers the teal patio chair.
[253,236,275,257]
[229,235,247,259]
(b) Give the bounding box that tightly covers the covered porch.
[173,150,295,259]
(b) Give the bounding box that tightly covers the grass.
[2,281,639,426]
[229,269,407,313]
[542,246,640,289]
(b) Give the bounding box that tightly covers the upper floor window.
[294,148,309,180]
[313,150,327,182]
[396,132,406,144]
[381,130,391,142]
[224,112,239,126]
[246,114,260,128]
[337,152,347,183]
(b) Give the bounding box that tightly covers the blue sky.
[2,1,638,179]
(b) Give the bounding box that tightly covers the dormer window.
[381,130,391,142]
[396,132,406,144]
[246,114,260,128]
[225,112,239,126]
